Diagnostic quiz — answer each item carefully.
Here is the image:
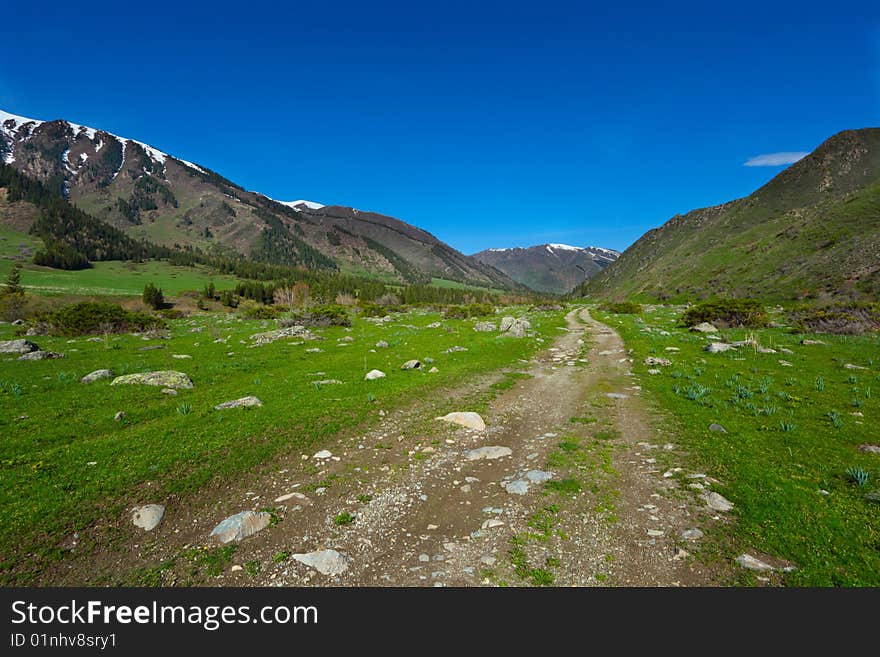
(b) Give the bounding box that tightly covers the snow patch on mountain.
[279,199,325,210]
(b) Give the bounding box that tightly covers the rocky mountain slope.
[473,243,619,294]
[581,128,880,302]
[0,109,515,289]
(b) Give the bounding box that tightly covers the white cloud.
[743,152,810,167]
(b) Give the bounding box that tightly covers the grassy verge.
[593,305,880,586]
[0,306,566,583]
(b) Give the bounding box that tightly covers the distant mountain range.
[581,128,880,302]
[472,243,620,294]
[0,109,516,290]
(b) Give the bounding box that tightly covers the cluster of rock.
[249,325,316,346]
[472,316,531,338]
[111,371,194,389]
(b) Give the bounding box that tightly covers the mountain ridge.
[0,108,517,290]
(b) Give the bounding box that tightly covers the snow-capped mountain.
[0,108,516,289]
[473,243,620,294]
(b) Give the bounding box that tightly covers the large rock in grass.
[0,339,39,354]
[111,371,194,389]
[702,491,734,512]
[210,510,271,544]
[365,370,386,380]
[474,321,496,332]
[499,316,516,332]
[690,322,718,333]
[437,412,486,431]
[214,396,263,410]
[81,369,114,384]
[292,549,351,575]
[19,351,64,361]
[503,318,531,338]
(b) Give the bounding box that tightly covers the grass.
[593,304,880,586]
[0,228,238,296]
[0,305,566,584]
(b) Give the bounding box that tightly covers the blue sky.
[2,1,878,254]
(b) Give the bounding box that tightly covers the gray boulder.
[210,510,272,543]
[19,351,64,361]
[705,343,735,354]
[0,339,39,354]
[81,369,114,384]
[401,360,421,370]
[111,371,194,389]
[474,321,496,332]
[292,549,351,575]
[690,322,718,333]
[465,446,511,461]
[132,504,165,531]
[214,396,263,410]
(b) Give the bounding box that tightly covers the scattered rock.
[643,357,672,367]
[736,554,775,572]
[429,366,439,373]
[313,379,343,386]
[375,341,389,348]
[709,423,727,433]
[162,388,178,396]
[481,519,505,529]
[249,325,314,346]
[401,360,421,370]
[647,529,664,537]
[702,491,734,512]
[647,369,661,375]
[111,371,194,389]
[81,369,114,384]
[365,369,386,380]
[132,504,165,531]
[778,360,793,367]
[0,339,39,354]
[465,446,511,461]
[209,510,271,544]
[843,363,867,370]
[275,492,309,504]
[19,351,64,361]
[292,549,351,575]
[673,547,690,560]
[681,528,704,540]
[426,322,441,328]
[499,316,516,332]
[606,392,629,400]
[437,411,486,431]
[313,450,332,459]
[690,322,718,333]
[444,346,468,353]
[503,318,531,338]
[114,411,126,422]
[172,354,192,359]
[858,444,880,455]
[801,339,825,345]
[214,396,262,410]
[474,321,496,332]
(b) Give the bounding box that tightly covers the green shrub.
[601,301,642,314]
[142,283,165,310]
[36,302,166,336]
[444,303,495,319]
[237,301,282,320]
[680,298,768,328]
[288,304,351,327]
[788,303,880,335]
[359,302,392,317]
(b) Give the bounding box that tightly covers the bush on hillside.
[601,301,642,314]
[359,302,394,318]
[142,283,165,310]
[286,304,351,327]
[680,298,768,328]
[788,303,880,335]
[34,302,166,336]
[237,300,283,320]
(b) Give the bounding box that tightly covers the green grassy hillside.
[583,129,880,302]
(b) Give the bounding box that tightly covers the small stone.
[681,528,704,540]
[705,343,735,354]
[401,360,421,370]
[465,446,511,461]
[606,392,629,399]
[709,423,727,433]
[643,357,672,367]
[429,367,439,373]
[292,549,351,575]
[19,351,64,361]
[690,322,718,333]
[481,519,505,529]
[859,444,880,455]
[736,554,775,572]
[210,510,271,543]
[114,411,126,422]
[313,450,332,459]
[673,547,690,560]
[132,504,165,531]
[524,470,553,484]
[231,565,243,572]
[214,396,262,410]
[437,412,486,431]
[162,388,178,395]
[504,480,530,495]
[702,491,734,512]
[646,529,664,537]
[365,369,386,380]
